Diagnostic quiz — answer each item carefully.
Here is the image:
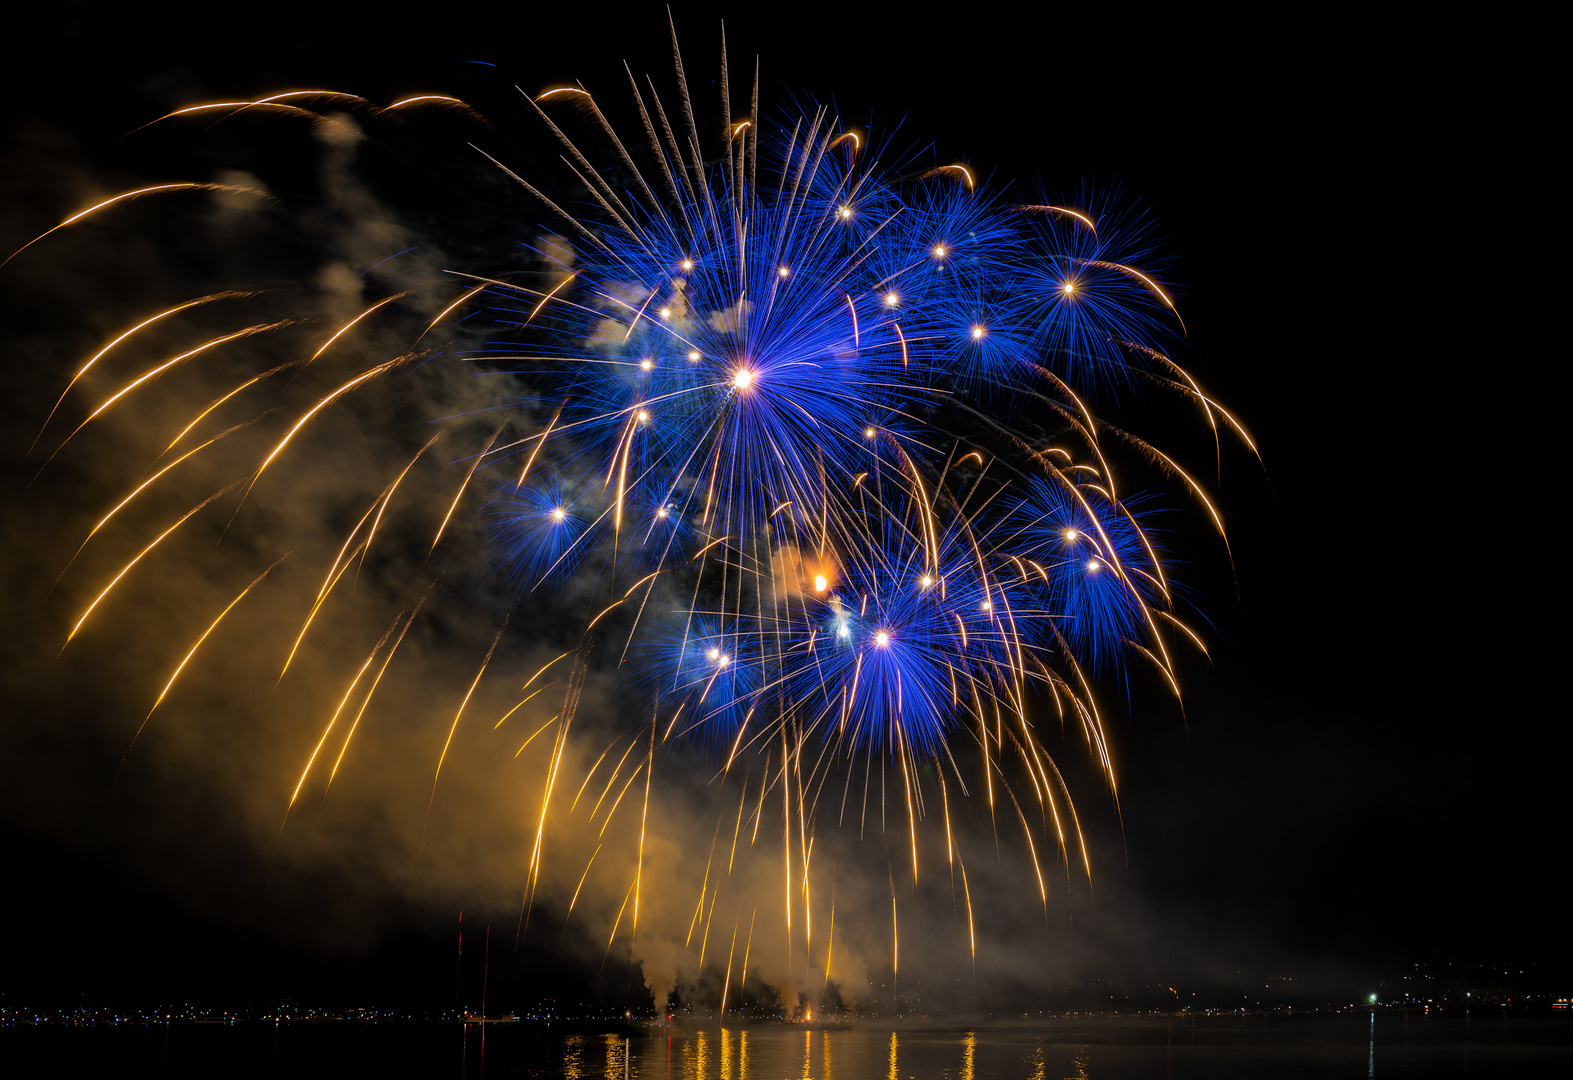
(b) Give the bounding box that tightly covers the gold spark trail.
[324,599,425,788]
[41,322,292,472]
[308,294,406,365]
[432,422,506,552]
[513,716,558,757]
[631,705,656,942]
[65,484,238,647]
[32,291,251,453]
[129,554,290,754]
[495,689,550,731]
[424,619,510,840]
[719,917,738,1017]
[4,184,270,270]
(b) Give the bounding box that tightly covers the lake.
[7,1013,1570,1077]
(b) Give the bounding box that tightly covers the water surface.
[7,1013,1570,1077]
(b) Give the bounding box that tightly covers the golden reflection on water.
[604,1032,631,1080]
[687,1028,708,1079]
[682,1026,757,1080]
[645,1025,1089,1080]
[1025,1042,1046,1080]
[563,1033,587,1080]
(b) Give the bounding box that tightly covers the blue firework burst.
[462,87,1217,755]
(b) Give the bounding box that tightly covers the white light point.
[637,410,649,423]
[732,368,754,390]
[865,427,876,439]
[659,308,671,319]
[551,507,566,521]
[875,630,890,647]
[1062,280,1076,295]
[708,648,719,660]
[1064,528,1078,542]
[837,622,850,639]
[656,508,668,519]
[640,359,653,371]
[688,350,701,362]
[718,654,730,667]
[920,575,933,589]
[981,600,992,611]
[933,245,946,258]
[884,292,899,307]
[779,266,790,278]
[1087,559,1100,573]
[839,206,852,220]
[971,326,985,340]
[680,259,693,271]
[813,574,827,593]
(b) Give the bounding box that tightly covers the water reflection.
[603,1032,629,1079]
[562,1033,587,1080]
[616,1013,1558,1079]
[1025,1043,1045,1080]
[12,1016,1559,1080]
[1368,1012,1376,1079]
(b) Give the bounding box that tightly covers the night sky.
[1,7,1552,1013]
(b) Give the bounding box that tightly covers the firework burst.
[13,24,1253,1006]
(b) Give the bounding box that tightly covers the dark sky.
[0,6,1551,1010]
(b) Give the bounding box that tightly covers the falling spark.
[129,554,290,752]
[4,184,270,270]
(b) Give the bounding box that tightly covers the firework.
[14,23,1252,1008]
